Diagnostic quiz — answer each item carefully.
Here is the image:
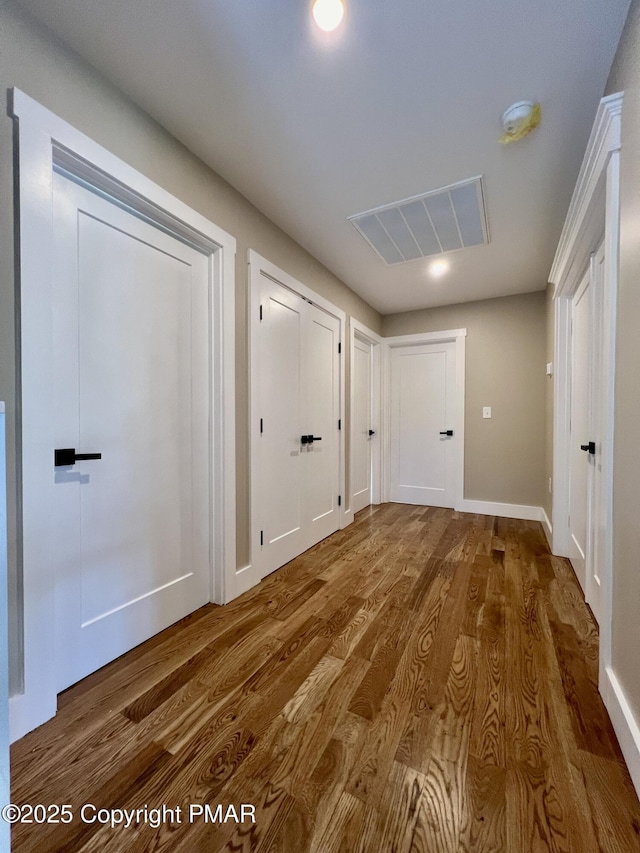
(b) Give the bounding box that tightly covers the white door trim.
[549,92,621,732]
[383,329,466,509]
[10,89,237,741]
[349,320,383,512]
[247,251,347,593]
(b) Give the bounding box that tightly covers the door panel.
[53,174,210,691]
[306,310,340,537]
[390,343,456,507]
[352,336,373,513]
[254,274,340,578]
[587,245,606,623]
[568,273,590,593]
[259,283,307,570]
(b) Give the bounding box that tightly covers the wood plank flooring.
[10,504,640,852]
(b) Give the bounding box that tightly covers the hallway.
[10,505,640,851]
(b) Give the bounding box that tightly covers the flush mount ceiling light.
[429,260,450,278]
[312,0,345,32]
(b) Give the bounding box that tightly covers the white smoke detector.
[502,101,535,134]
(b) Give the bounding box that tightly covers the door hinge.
[259,304,263,321]
[260,530,264,546]
[338,342,341,354]
[338,418,341,430]
[260,417,263,434]
[338,495,342,506]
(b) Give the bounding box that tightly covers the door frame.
[246,251,347,595]
[10,90,237,741]
[349,320,383,512]
[383,329,466,508]
[549,91,622,696]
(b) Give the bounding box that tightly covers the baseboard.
[540,508,553,547]
[457,499,544,522]
[602,667,640,798]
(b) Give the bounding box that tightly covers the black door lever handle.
[55,448,102,467]
[580,442,596,454]
[301,435,323,445]
[368,430,376,436]
[439,430,454,436]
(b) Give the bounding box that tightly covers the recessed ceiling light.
[429,260,450,278]
[312,0,345,32]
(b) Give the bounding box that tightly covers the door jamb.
[349,320,383,513]
[247,251,347,594]
[10,89,237,741]
[383,329,467,509]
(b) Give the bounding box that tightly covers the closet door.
[253,274,341,578]
[352,335,373,513]
[52,173,211,691]
[568,271,590,593]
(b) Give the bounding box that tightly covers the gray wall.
[604,0,640,728]
[0,0,381,692]
[382,291,547,507]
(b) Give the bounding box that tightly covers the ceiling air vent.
[348,176,489,265]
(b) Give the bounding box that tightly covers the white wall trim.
[383,329,466,509]
[349,319,383,513]
[550,92,622,296]
[247,251,348,589]
[602,668,640,798]
[540,508,553,548]
[10,89,237,741]
[384,328,467,346]
[458,500,545,522]
[549,92,622,704]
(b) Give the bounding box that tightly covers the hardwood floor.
[10,504,640,852]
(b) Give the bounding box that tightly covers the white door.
[586,245,606,623]
[568,271,591,593]
[390,342,457,507]
[254,275,341,578]
[351,335,374,514]
[52,173,211,692]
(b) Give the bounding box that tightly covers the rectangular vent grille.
[348,176,489,265]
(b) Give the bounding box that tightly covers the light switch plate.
[546,362,553,376]
[483,407,491,419]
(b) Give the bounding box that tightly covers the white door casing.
[52,174,211,691]
[248,252,346,589]
[384,330,466,509]
[11,90,236,741]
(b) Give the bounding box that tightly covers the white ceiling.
[15,0,630,314]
